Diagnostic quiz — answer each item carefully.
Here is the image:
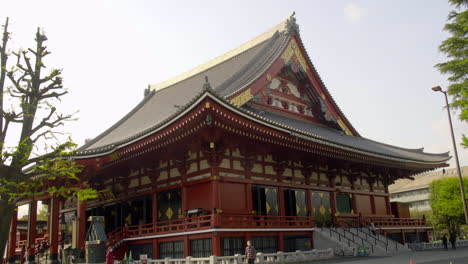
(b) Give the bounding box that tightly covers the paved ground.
[311,248,468,264]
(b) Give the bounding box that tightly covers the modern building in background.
[389,166,468,217]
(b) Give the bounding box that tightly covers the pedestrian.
[245,240,256,264]
[442,234,448,250]
[106,247,114,264]
[449,233,456,250]
[369,222,376,236]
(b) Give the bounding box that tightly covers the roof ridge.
[149,18,289,92]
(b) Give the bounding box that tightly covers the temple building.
[6,15,450,263]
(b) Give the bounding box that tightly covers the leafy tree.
[0,18,96,260]
[37,204,48,221]
[435,1,468,145]
[429,177,468,236]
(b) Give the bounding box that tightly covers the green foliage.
[429,177,468,233]
[435,1,468,145]
[0,17,96,257]
[37,205,47,221]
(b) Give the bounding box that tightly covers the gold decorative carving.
[230,88,254,106]
[337,119,353,136]
[281,39,309,71]
[266,73,272,81]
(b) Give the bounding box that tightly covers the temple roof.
[77,16,450,166]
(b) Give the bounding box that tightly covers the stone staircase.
[314,227,410,256]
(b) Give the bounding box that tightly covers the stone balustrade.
[117,248,334,264]
[407,239,468,251]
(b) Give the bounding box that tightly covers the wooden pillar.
[7,208,18,264]
[278,186,285,217]
[384,196,391,215]
[212,233,221,256]
[184,235,190,257]
[246,183,253,213]
[152,192,158,223]
[182,186,188,218]
[370,195,376,215]
[77,199,86,251]
[305,189,312,217]
[152,238,159,259]
[277,232,284,252]
[212,180,220,212]
[310,231,314,249]
[49,197,60,264]
[401,230,406,245]
[349,176,357,215]
[330,192,337,226]
[329,174,338,226]
[27,200,37,263]
[368,178,376,215]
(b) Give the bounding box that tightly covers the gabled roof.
[77,15,450,167]
[80,17,292,150]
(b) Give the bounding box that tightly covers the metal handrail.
[334,225,374,253]
[338,220,390,251]
[322,226,360,249]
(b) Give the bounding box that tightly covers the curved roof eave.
[74,90,450,166]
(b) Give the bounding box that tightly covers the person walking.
[245,240,256,264]
[449,233,456,250]
[369,222,376,236]
[442,234,448,250]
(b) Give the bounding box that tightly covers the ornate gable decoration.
[229,30,355,135]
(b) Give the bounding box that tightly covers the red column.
[212,233,221,256]
[152,238,158,259]
[49,197,60,264]
[182,186,187,218]
[211,180,220,212]
[277,232,284,252]
[246,183,253,213]
[384,196,391,215]
[330,192,337,226]
[152,192,158,223]
[305,189,312,217]
[7,208,18,264]
[77,199,86,250]
[278,187,285,217]
[27,200,37,263]
[370,195,376,215]
[184,235,190,257]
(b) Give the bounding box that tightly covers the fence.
[407,239,468,251]
[117,249,334,264]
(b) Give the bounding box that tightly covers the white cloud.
[344,3,367,22]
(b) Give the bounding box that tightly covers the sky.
[0,0,466,179]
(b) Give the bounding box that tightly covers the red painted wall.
[186,183,212,211]
[355,194,372,215]
[219,182,248,214]
[374,196,388,215]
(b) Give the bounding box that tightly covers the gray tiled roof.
[77,18,450,165]
[241,105,450,163]
[79,23,284,151]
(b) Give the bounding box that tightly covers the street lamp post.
[432,85,468,224]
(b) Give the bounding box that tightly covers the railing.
[120,249,334,264]
[15,237,49,255]
[363,217,426,227]
[108,214,314,247]
[108,214,214,245]
[216,214,313,228]
[323,227,360,251]
[407,239,468,251]
[337,220,401,252]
